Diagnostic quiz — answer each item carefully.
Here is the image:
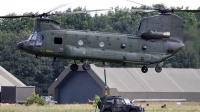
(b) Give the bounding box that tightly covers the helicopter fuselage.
[17,14,185,73]
[18,29,184,64]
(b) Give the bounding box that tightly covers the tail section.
[136,14,184,42]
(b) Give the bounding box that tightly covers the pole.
[104,67,108,96]
[104,67,107,87]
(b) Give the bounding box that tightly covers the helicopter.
[0,1,199,73]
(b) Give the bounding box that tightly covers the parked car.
[97,96,145,112]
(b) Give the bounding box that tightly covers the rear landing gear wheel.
[155,65,162,73]
[70,64,78,71]
[141,65,148,73]
[82,63,91,70]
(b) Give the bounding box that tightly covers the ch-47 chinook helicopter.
[0,1,199,73]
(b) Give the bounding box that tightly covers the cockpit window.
[28,33,34,40]
[37,35,44,41]
[32,33,37,40]
[28,31,44,47]
[28,32,37,40]
[35,35,44,47]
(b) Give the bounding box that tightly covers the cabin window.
[99,42,105,47]
[121,44,126,49]
[78,40,84,46]
[54,37,62,44]
[142,45,147,50]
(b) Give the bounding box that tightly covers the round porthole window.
[121,44,126,49]
[99,42,105,47]
[78,40,83,46]
[142,45,147,50]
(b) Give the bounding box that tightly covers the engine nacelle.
[142,30,170,40]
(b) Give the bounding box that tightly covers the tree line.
[0,4,200,95]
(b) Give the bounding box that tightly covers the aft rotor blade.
[125,0,154,9]
[46,3,72,14]
[174,10,200,12]
[81,9,112,12]
[130,9,157,12]
[52,9,111,16]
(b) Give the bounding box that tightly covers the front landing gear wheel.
[141,65,148,73]
[82,63,91,70]
[155,65,162,73]
[70,64,78,71]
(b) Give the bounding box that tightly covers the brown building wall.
[16,86,35,103]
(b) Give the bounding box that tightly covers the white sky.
[0,0,199,16]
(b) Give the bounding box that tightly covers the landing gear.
[70,63,78,71]
[70,60,91,71]
[82,62,91,70]
[155,65,162,73]
[141,65,148,73]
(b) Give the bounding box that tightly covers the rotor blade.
[174,10,200,12]
[130,9,157,12]
[52,9,111,16]
[81,9,112,13]
[46,3,72,14]
[52,11,85,16]
[125,0,154,9]
[0,15,35,18]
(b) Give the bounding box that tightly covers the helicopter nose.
[17,42,24,49]
[179,42,185,50]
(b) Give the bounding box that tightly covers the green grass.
[0,104,95,112]
[1,102,200,112]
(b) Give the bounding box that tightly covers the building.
[0,66,26,101]
[0,66,34,103]
[0,66,25,88]
[48,64,200,104]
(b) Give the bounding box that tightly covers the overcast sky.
[0,0,199,15]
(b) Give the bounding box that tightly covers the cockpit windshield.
[27,31,44,47]
[28,33,34,40]
[28,32,37,40]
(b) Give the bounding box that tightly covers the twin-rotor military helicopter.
[0,1,199,73]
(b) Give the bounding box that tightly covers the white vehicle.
[43,96,57,104]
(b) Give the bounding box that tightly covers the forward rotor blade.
[130,9,157,12]
[0,15,35,18]
[52,9,111,16]
[0,3,71,18]
[125,0,154,9]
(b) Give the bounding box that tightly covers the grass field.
[1,102,200,112]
